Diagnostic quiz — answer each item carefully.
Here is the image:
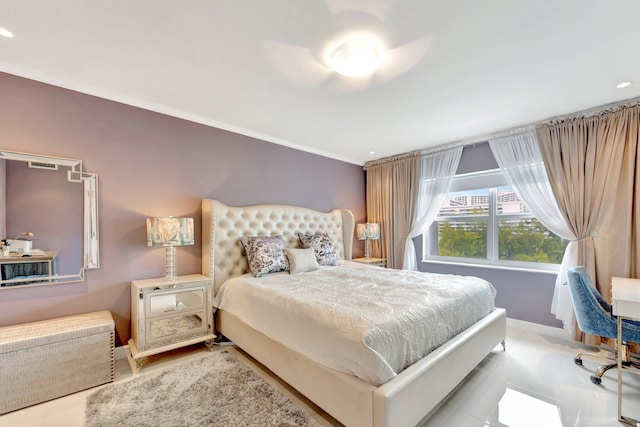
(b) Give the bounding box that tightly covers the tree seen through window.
[429,186,566,266]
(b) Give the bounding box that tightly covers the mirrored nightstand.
[352,257,387,268]
[128,274,214,373]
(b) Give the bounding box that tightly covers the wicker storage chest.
[0,310,115,414]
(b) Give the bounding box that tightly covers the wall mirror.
[0,150,99,288]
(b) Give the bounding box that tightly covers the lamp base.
[365,240,371,259]
[165,246,177,281]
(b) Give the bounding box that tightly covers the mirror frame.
[0,150,99,288]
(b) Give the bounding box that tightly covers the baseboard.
[115,345,129,361]
[507,317,571,341]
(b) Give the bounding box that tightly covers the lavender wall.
[416,142,563,328]
[0,72,366,344]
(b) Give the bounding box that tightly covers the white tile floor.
[1,319,638,427]
[421,320,640,427]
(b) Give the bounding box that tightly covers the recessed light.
[616,81,632,89]
[0,27,13,38]
[329,41,383,78]
[369,151,376,155]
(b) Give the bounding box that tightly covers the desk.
[0,251,57,284]
[611,277,640,426]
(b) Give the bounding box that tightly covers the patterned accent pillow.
[285,248,319,275]
[297,233,339,266]
[239,235,289,277]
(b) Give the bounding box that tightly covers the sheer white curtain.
[403,147,462,270]
[488,131,577,330]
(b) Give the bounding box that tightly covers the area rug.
[86,350,322,427]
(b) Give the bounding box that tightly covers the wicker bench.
[0,310,115,414]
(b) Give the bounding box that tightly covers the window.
[423,170,567,270]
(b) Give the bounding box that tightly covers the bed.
[202,199,506,427]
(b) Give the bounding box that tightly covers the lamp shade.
[146,217,194,247]
[356,222,380,240]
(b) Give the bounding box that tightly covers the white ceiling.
[1,1,639,165]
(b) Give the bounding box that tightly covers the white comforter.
[214,261,496,386]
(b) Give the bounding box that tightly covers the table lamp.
[146,217,194,281]
[356,222,380,259]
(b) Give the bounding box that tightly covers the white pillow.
[297,233,339,266]
[285,248,319,275]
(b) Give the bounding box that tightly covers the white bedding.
[214,261,496,386]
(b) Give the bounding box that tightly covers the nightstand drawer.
[146,309,208,345]
[145,286,206,317]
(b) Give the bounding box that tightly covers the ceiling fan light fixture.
[0,27,13,38]
[329,41,383,77]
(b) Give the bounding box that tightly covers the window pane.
[439,189,489,216]
[497,186,529,214]
[498,217,567,264]
[433,219,487,259]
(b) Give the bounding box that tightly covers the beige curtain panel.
[537,103,640,344]
[365,155,420,269]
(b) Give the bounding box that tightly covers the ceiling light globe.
[0,27,13,38]
[329,42,382,78]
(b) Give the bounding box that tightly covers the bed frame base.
[218,307,506,427]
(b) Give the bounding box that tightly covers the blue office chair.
[567,266,640,384]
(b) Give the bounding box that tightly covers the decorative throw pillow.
[297,233,339,266]
[239,235,289,277]
[285,248,319,275]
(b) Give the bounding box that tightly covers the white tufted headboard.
[202,199,355,293]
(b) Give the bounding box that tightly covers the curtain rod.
[363,95,640,170]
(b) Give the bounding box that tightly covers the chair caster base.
[590,375,602,385]
[574,357,583,365]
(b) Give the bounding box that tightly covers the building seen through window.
[425,182,566,269]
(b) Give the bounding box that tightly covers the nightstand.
[352,257,387,268]
[128,274,215,373]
